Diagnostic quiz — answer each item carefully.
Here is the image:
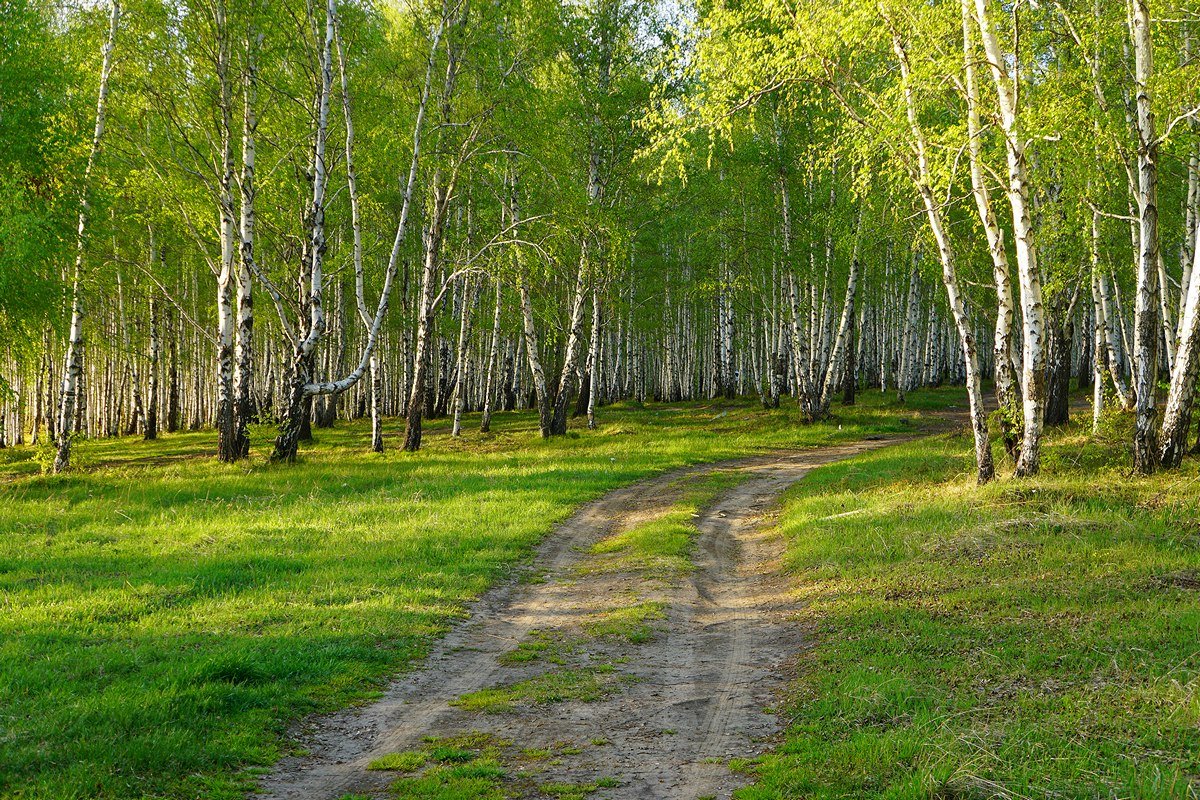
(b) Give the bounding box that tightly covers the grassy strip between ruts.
[741,413,1200,799]
[450,467,743,718]
[0,393,933,800]
[362,731,619,800]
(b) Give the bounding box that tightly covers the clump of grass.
[367,750,427,772]
[499,629,576,665]
[421,731,507,750]
[540,780,603,799]
[583,602,666,643]
[389,758,508,800]
[727,757,755,774]
[451,666,626,714]
[430,746,476,763]
[371,732,513,797]
[371,730,617,798]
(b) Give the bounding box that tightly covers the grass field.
[0,393,930,800]
[8,390,1196,799]
[745,413,1200,799]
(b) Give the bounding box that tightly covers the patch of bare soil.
[255,441,895,800]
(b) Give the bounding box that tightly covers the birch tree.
[53,0,119,473]
[270,0,446,461]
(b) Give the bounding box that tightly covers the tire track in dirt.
[256,440,897,800]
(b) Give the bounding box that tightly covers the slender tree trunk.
[451,278,476,437]
[1130,0,1162,474]
[1044,301,1077,426]
[842,286,858,406]
[897,264,920,402]
[1091,272,1109,432]
[480,279,503,433]
[272,0,336,462]
[144,251,160,441]
[1096,264,1135,408]
[549,249,589,436]
[586,288,601,429]
[403,197,446,452]
[1159,193,1200,467]
[962,0,1018,457]
[116,269,145,437]
[214,0,240,463]
[168,309,180,432]
[894,29,994,484]
[975,0,1048,477]
[53,0,118,472]
[233,14,260,460]
[816,254,859,417]
[518,277,551,437]
[270,0,441,461]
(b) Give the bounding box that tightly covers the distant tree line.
[2,0,1199,482]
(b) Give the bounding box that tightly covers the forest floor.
[3,392,1199,800]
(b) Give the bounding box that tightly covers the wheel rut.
[256,440,896,800]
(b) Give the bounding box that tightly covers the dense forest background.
[4,0,1200,480]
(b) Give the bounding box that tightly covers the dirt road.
[257,440,895,800]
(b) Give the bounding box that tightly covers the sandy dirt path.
[256,439,898,800]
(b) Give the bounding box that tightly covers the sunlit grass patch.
[741,418,1200,799]
[367,750,427,772]
[389,758,508,800]
[583,602,666,644]
[587,469,746,576]
[451,665,628,714]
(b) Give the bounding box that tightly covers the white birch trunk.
[271,1,444,460]
[1159,191,1200,467]
[962,0,1019,455]
[54,0,119,473]
[894,29,995,484]
[480,278,503,433]
[586,288,601,429]
[1129,0,1162,473]
[550,247,590,435]
[974,0,1048,477]
[233,16,259,460]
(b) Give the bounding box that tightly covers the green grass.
[740,413,1200,799]
[0,393,937,800]
[586,469,745,576]
[366,750,427,772]
[389,758,509,800]
[451,665,626,713]
[583,602,666,644]
[539,780,607,799]
[497,629,578,666]
[367,731,623,799]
